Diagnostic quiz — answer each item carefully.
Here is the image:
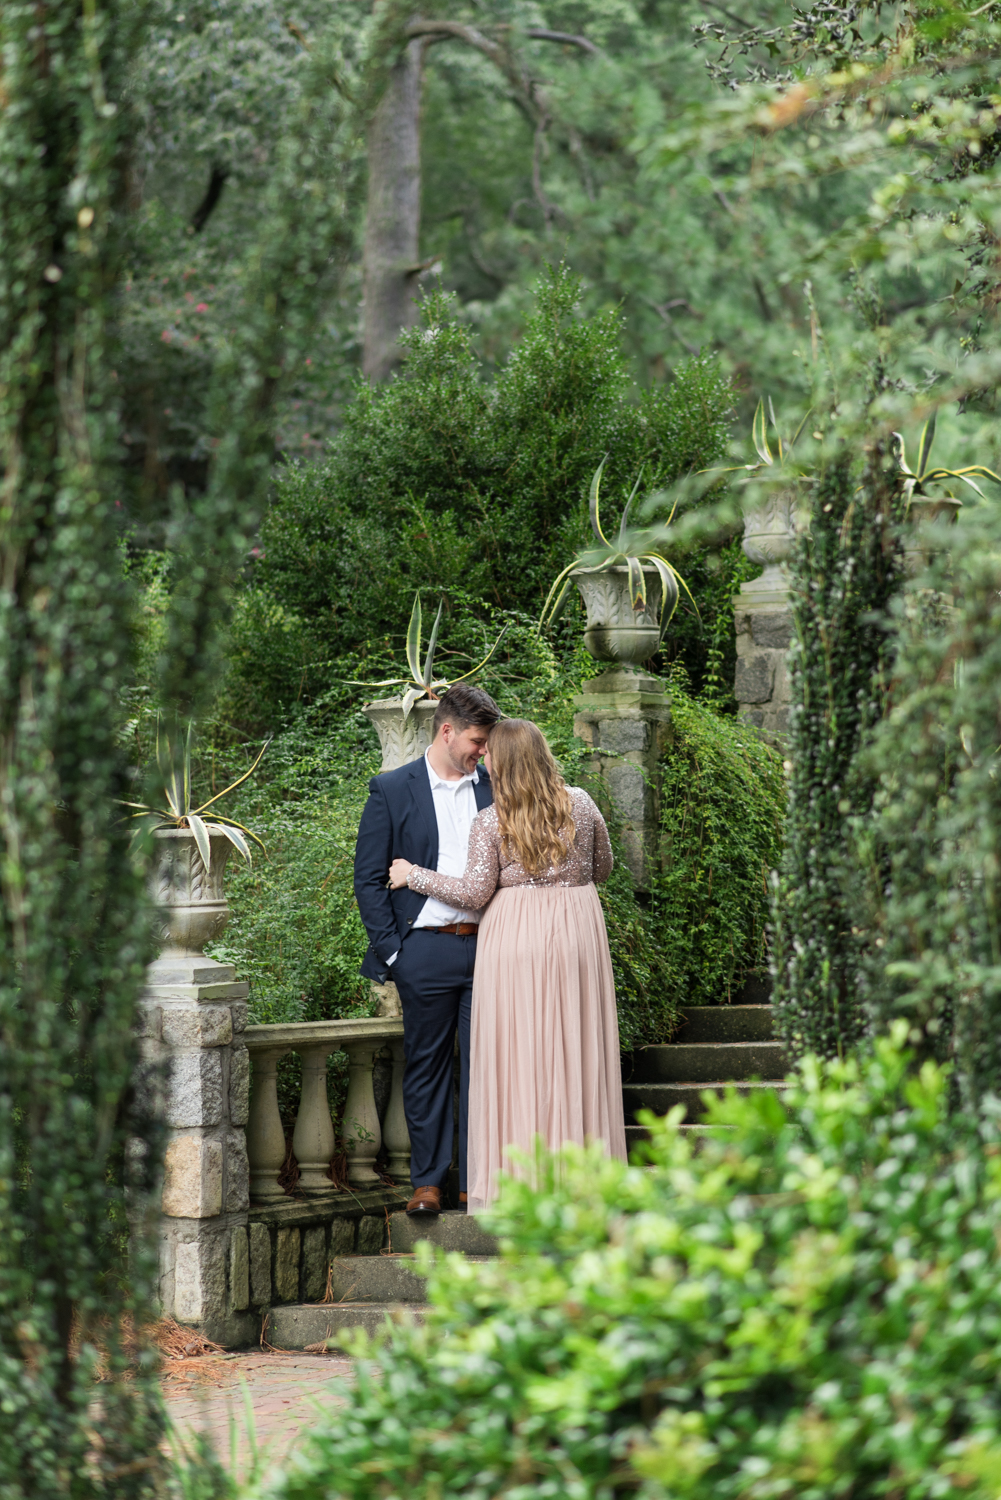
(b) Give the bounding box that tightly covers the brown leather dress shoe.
[406,1185,442,1216]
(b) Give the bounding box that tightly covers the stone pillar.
[733,492,800,743]
[137,950,255,1346]
[572,668,672,888]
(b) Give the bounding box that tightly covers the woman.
[389,718,627,1211]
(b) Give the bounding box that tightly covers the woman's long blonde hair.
[487,719,576,876]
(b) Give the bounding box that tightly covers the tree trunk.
[362,36,424,382]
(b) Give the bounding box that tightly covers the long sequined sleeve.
[591,802,614,884]
[407,809,500,911]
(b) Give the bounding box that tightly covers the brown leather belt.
[422,923,479,936]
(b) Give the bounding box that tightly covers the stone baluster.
[291,1044,337,1196]
[247,1047,289,1202]
[341,1040,383,1186]
[381,1038,411,1185]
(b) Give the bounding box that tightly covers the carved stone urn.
[573,565,665,670]
[152,826,234,956]
[362,698,437,775]
[741,490,807,610]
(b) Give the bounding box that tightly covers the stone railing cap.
[244,1016,404,1052]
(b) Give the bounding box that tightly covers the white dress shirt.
[386,750,481,966]
[412,749,483,928]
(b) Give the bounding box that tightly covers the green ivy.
[654,670,785,1006]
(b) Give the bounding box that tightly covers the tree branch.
[191,166,228,233]
[524,28,600,55]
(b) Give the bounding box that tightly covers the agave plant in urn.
[540,457,690,694]
[349,593,507,774]
[124,720,268,982]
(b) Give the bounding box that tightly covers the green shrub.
[655,670,785,1005]
[853,503,1001,1108]
[772,449,904,1061]
[261,1031,1001,1500]
[225,267,735,730]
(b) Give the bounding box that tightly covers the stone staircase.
[266,1210,493,1349]
[622,1002,788,1151]
[266,999,789,1352]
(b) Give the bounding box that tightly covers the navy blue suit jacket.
[354,756,493,982]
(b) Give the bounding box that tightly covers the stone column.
[572,668,672,888]
[733,492,800,743]
[138,950,254,1346]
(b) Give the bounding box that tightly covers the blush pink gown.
[407,785,628,1211]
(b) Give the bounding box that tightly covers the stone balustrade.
[244,1017,410,1200]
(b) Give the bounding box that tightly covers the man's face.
[441,721,490,776]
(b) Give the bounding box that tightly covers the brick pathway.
[161,1351,354,1481]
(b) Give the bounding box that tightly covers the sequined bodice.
[407,786,613,912]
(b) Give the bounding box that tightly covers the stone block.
[604,761,650,823]
[162,1135,223,1219]
[229,1046,250,1126]
[231,1002,248,1034]
[167,1049,224,1129]
[302,1226,327,1301]
[274,1227,300,1301]
[356,1215,384,1254]
[739,708,766,729]
[249,1223,272,1306]
[174,1233,226,1323]
[734,653,775,706]
[224,1128,250,1213]
[750,612,794,651]
[330,1216,357,1256]
[572,714,597,749]
[135,1003,161,1041]
[230,1227,250,1311]
[162,1004,233,1049]
[597,718,650,755]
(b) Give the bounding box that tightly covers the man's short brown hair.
[432,683,501,738]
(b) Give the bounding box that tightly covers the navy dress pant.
[390,928,476,1192]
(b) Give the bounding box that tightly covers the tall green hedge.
[0,2,163,1490]
[854,505,1001,1107]
[771,450,904,1061]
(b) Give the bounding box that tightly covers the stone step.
[626,1040,788,1083]
[386,1210,497,1255]
[675,1005,775,1043]
[623,1078,788,1124]
[267,1301,428,1349]
[625,1122,734,1155]
[328,1252,492,1304]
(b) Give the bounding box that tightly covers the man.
[354,683,500,1216]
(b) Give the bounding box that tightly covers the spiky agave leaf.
[589,457,611,546]
[212,822,252,864]
[422,600,444,689]
[447,623,510,687]
[405,593,423,684]
[186,812,213,873]
[752,399,774,466]
[625,555,647,613]
[916,411,937,477]
[400,685,426,723]
[194,736,272,815]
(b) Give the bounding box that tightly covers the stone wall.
[247,1189,409,1314]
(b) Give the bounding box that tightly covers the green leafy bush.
[655,670,785,1005]
[261,1031,1001,1500]
[225,267,735,730]
[853,502,1001,1108]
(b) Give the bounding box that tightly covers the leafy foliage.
[771,449,904,1062]
[260,1031,1001,1500]
[853,503,1001,1109]
[227,269,734,730]
[655,671,785,1007]
[0,1,164,1490]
